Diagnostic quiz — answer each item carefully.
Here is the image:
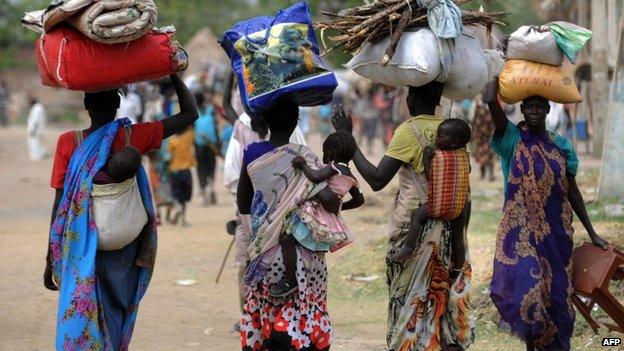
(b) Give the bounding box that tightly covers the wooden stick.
[315,0,507,55]
[348,1,408,34]
[381,4,412,66]
[215,236,236,284]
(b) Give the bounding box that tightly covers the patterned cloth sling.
[427,149,470,221]
[81,126,149,251]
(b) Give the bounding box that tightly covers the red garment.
[50,122,164,189]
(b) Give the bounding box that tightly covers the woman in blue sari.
[484,80,608,351]
[44,74,197,350]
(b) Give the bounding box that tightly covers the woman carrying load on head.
[333,80,474,351]
[484,79,608,351]
[237,99,341,351]
[44,74,197,350]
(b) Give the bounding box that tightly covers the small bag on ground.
[36,25,187,91]
[498,59,582,104]
[345,29,441,87]
[220,2,337,118]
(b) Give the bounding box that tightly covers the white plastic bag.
[506,25,564,66]
[346,29,441,87]
[442,30,489,100]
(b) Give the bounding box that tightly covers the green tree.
[0,0,48,68]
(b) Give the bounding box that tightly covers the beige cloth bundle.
[24,0,157,44]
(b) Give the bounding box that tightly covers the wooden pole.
[215,237,236,284]
[599,8,624,200]
[591,0,609,157]
[608,0,618,64]
[577,0,589,62]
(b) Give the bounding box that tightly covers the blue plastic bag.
[220,2,337,118]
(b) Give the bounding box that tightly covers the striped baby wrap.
[427,149,470,220]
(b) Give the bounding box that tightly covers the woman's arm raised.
[222,71,239,125]
[162,74,199,138]
[332,106,402,191]
[483,78,508,136]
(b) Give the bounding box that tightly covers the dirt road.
[0,125,387,351]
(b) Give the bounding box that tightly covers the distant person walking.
[168,126,196,226]
[0,81,8,127]
[471,98,497,181]
[193,92,220,205]
[27,97,48,161]
[353,88,378,155]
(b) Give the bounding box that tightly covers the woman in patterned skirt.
[237,99,341,350]
[485,80,607,351]
[333,81,474,351]
[471,98,497,181]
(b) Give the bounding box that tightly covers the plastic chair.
[572,242,624,334]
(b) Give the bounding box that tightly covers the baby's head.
[322,131,357,164]
[106,146,141,182]
[436,119,471,151]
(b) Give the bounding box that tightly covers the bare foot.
[390,244,415,262]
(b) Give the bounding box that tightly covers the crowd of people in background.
[8,70,585,213]
[2,65,586,220]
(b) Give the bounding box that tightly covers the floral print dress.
[241,142,331,350]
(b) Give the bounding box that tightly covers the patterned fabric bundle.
[23,0,158,44]
[427,149,470,220]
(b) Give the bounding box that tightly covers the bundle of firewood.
[315,0,506,65]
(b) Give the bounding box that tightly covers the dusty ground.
[1,124,623,351]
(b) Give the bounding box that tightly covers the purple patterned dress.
[490,121,578,350]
